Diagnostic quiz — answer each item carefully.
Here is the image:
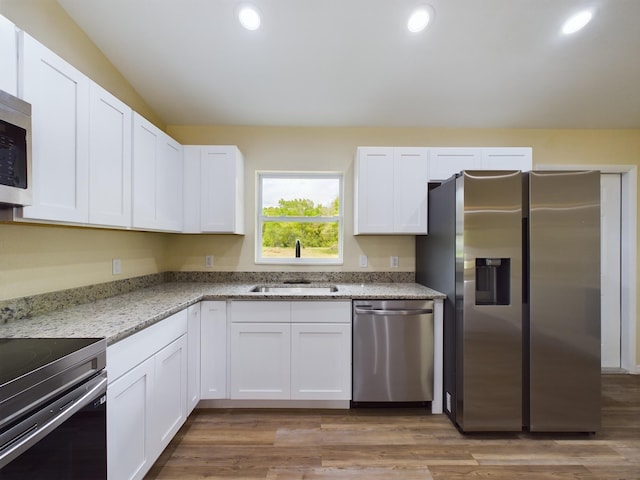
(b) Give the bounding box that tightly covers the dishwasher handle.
[354,307,433,316]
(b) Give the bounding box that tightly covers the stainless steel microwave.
[0,89,32,206]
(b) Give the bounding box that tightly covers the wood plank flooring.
[145,374,640,479]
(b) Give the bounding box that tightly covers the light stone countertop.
[0,282,445,345]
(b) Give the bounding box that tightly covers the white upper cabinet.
[88,83,132,227]
[18,32,90,223]
[0,15,18,96]
[481,147,532,171]
[429,147,532,182]
[183,145,245,234]
[354,147,429,234]
[132,112,183,232]
[428,148,482,182]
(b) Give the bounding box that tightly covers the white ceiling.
[56,0,640,129]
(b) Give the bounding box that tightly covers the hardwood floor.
[146,375,640,479]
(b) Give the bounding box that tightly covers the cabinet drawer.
[291,301,351,323]
[230,301,290,322]
[107,309,188,382]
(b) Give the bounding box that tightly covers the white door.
[20,32,90,223]
[88,83,132,227]
[152,335,188,459]
[601,173,621,368]
[200,301,228,399]
[230,322,291,399]
[291,323,351,400]
[107,356,154,480]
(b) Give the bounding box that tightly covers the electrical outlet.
[359,254,368,268]
[205,255,214,267]
[390,256,399,268]
[112,258,121,275]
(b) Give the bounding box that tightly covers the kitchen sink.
[250,285,338,293]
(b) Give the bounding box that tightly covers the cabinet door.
[132,113,183,232]
[19,32,90,223]
[291,323,351,400]
[200,301,228,399]
[354,147,395,234]
[88,83,132,227]
[429,148,481,182]
[200,146,244,233]
[182,146,201,233]
[157,136,183,231]
[0,15,17,96]
[481,147,532,171]
[394,148,429,233]
[152,334,188,460]
[230,323,290,399]
[107,356,154,480]
[131,113,158,230]
[187,303,201,413]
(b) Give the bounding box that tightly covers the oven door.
[0,371,107,479]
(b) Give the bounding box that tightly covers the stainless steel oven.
[0,338,107,479]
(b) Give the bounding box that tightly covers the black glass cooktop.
[0,338,102,387]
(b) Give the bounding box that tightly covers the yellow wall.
[0,223,169,300]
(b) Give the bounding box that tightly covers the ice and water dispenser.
[475,258,511,305]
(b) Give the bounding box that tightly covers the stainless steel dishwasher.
[352,299,434,404]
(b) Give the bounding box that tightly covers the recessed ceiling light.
[561,9,593,35]
[238,4,261,31]
[407,5,435,33]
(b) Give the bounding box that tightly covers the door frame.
[537,164,638,374]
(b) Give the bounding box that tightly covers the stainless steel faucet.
[295,239,301,258]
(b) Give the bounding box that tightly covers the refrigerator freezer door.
[528,171,601,432]
[458,171,523,431]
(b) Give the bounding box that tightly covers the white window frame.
[256,171,344,265]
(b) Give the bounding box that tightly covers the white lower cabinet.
[229,300,351,401]
[230,322,291,399]
[291,322,351,400]
[187,303,201,413]
[106,309,188,480]
[106,356,154,480]
[200,301,228,399]
[153,335,188,458]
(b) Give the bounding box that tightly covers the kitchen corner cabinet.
[354,147,429,234]
[200,300,228,399]
[229,301,351,401]
[132,112,183,232]
[187,303,201,413]
[183,145,245,234]
[88,83,132,227]
[106,309,188,480]
[0,14,18,96]
[18,32,90,224]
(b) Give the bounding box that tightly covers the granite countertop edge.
[0,282,445,345]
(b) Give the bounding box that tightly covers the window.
[257,172,343,264]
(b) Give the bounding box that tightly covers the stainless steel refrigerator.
[416,170,601,432]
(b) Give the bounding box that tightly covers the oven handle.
[0,371,107,469]
[354,307,433,315]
